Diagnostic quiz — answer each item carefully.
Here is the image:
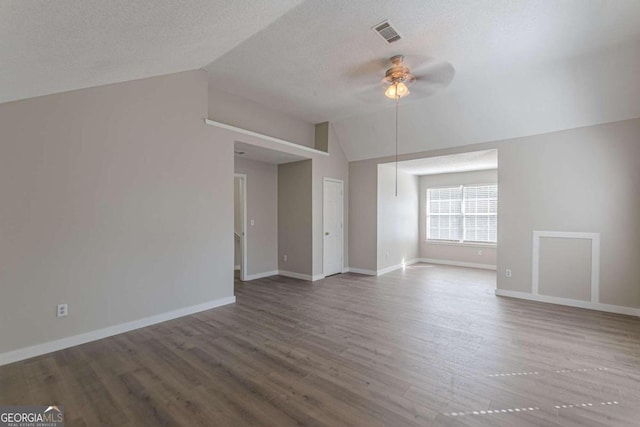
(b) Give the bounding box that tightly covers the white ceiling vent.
[372,20,401,44]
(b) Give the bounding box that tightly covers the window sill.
[423,240,497,249]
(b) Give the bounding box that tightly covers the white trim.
[419,258,497,270]
[234,265,240,271]
[244,270,278,281]
[234,174,248,282]
[376,258,421,276]
[376,263,403,276]
[276,271,330,281]
[347,267,377,276]
[495,289,640,317]
[349,259,495,275]
[323,177,344,277]
[532,231,600,303]
[278,270,313,281]
[342,267,350,273]
[0,296,236,367]
[343,258,422,276]
[206,119,329,157]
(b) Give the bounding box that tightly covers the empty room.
[1,1,639,426]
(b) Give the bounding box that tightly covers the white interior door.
[323,178,343,277]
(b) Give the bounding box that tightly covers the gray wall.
[377,165,420,271]
[419,170,498,266]
[278,160,313,275]
[234,157,278,276]
[209,86,315,148]
[349,160,378,271]
[538,237,592,301]
[350,118,640,309]
[0,70,234,355]
[498,119,640,307]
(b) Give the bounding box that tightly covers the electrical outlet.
[57,304,68,317]
[250,219,255,226]
[385,252,390,260]
[477,249,483,256]
[505,269,512,278]
[283,254,287,262]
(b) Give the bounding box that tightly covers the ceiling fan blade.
[397,54,434,69]
[353,84,388,104]
[412,60,455,87]
[404,83,442,99]
[346,57,390,88]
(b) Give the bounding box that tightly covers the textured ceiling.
[391,150,497,176]
[0,0,302,103]
[206,0,640,160]
[206,0,640,122]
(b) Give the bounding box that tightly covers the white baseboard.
[347,267,377,276]
[278,270,314,281]
[348,259,494,276]
[376,258,421,276]
[419,258,497,270]
[234,265,240,271]
[376,264,402,276]
[0,295,236,367]
[276,270,340,281]
[244,270,278,281]
[347,259,420,276]
[349,259,495,276]
[495,289,640,317]
[376,258,422,276]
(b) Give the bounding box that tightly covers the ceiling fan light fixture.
[383,56,413,100]
[385,81,410,100]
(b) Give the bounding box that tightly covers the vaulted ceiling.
[206,0,640,122]
[204,0,640,160]
[0,0,302,103]
[3,0,640,161]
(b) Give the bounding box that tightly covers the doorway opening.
[234,141,309,282]
[234,174,247,281]
[376,149,498,287]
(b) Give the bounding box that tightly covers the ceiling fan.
[353,55,455,103]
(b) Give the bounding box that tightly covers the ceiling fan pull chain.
[395,98,398,197]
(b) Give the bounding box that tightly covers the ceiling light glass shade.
[385,82,410,100]
[396,81,409,97]
[384,84,396,99]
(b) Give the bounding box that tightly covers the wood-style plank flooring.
[1,264,640,426]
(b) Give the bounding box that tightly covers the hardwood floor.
[1,264,640,426]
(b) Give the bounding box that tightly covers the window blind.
[427,184,497,243]
[427,186,462,241]
[463,185,497,243]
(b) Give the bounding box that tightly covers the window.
[427,184,497,243]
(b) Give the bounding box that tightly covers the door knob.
[325,232,329,236]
